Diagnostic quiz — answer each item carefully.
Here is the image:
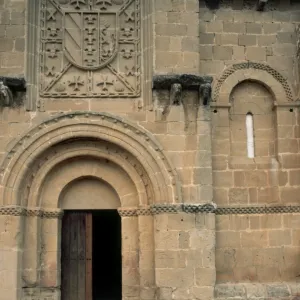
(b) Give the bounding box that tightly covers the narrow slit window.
[246,113,255,158]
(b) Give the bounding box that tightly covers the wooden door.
[61,212,93,300]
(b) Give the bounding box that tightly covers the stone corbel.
[199,82,212,106]
[256,0,268,11]
[170,83,182,106]
[152,74,213,126]
[0,77,26,107]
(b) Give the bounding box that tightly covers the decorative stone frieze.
[151,203,180,214]
[117,207,138,217]
[119,203,217,216]
[0,205,25,216]
[182,203,217,214]
[2,204,300,217]
[216,205,300,215]
[0,206,63,218]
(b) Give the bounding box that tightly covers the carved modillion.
[152,74,213,126]
[170,83,182,106]
[0,81,13,107]
[199,83,212,106]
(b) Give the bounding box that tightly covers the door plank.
[69,213,79,300]
[85,213,93,300]
[61,213,71,300]
[78,213,86,300]
[61,212,93,300]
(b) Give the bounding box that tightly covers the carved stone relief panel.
[39,0,141,98]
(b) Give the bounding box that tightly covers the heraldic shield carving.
[39,0,141,98]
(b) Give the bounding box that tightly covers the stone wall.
[154,0,200,74]
[215,282,300,300]
[0,0,25,77]
[0,215,22,300]
[208,1,300,296]
[216,213,300,282]
[0,0,299,300]
[155,212,215,299]
[199,1,300,92]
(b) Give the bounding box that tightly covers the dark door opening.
[93,210,122,300]
[61,210,122,300]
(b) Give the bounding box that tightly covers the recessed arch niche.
[59,176,121,210]
[229,80,277,158]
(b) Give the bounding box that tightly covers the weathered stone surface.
[0,1,299,300]
[152,74,212,90]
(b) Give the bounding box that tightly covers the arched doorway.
[0,112,180,300]
[59,177,122,300]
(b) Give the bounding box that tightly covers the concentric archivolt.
[0,112,182,206]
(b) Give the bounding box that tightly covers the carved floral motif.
[40,0,141,97]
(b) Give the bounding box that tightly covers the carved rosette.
[40,0,141,98]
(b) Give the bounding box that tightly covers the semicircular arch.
[0,112,181,206]
[212,62,296,104]
[28,145,148,208]
[58,176,122,210]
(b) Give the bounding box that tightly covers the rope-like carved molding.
[0,206,63,218]
[212,62,295,102]
[215,206,300,215]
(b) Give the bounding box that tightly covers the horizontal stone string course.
[0,206,63,218]
[118,203,217,216]
[1,205,300,217]
[216,205,300,215]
